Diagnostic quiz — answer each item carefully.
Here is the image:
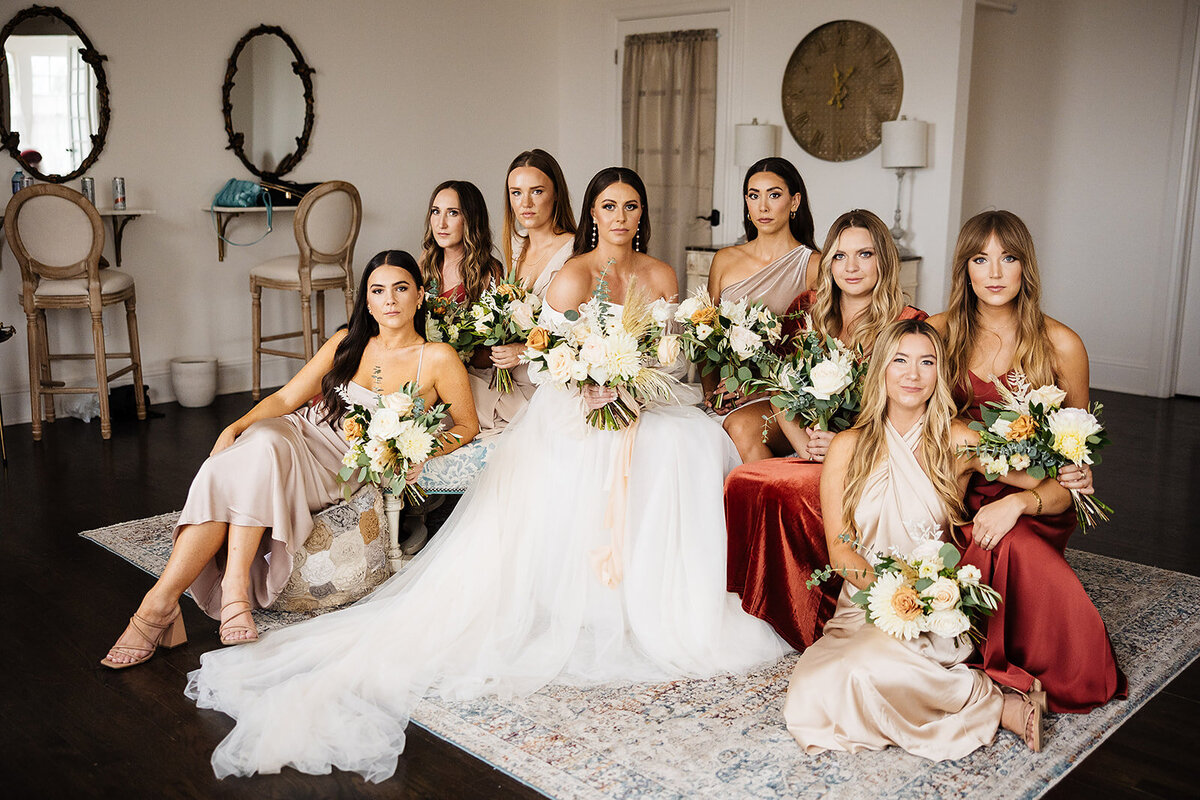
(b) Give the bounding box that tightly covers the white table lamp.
[881,116,928,252]
[734,119,778,166]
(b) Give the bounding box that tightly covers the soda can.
[80,177,95,205]
[112,177,126,210]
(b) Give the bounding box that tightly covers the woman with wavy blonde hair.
[928,210,1124,714]
[418,180,502,304]
[723,210,925,651]
[785,318,1048,758]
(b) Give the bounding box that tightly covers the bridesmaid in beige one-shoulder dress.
[703,157,821,462]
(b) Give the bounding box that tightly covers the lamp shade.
[881,117,928,169]
[734,121,778,166]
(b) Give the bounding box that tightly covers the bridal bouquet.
[674,290,786,408]
[335,380,453,505]
[423,291,475,363]
[959,371,1113,531]
[524,277,681,430]
[742,315,868,434]
[465,274,542,393]
[809,523,1002,644]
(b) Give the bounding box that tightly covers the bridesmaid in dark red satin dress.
[929,210,1125,713]
[724,210,926,650]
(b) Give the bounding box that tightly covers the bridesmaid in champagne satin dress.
[724,210,925,651]
[928,210,1125,713]
[786,319,1045,758]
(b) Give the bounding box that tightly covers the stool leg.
[315,291,326,348]
[24,310,42,441]
[343,284,353,323]
[125,294,147,420]
[91,309,112,440]
[251,281,262,401]
[37,312,55,423]
[300,291,315,362]
[0,389,7,465]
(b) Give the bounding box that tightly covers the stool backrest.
[294,181,361,283]
[3,184,104,308]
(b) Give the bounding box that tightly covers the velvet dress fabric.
[956,371,1126,713]
[723,295,927,650]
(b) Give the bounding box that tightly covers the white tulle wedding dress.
[186,312,790,782]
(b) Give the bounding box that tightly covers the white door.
[1176,194,1200,396]
[615,11,733,249]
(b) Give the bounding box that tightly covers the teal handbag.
[210,178,273,246]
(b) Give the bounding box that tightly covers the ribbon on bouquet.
[590,416,641,588]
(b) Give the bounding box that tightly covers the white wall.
[556,0,976,313]
[0,0,560,423]
[963,0,1197,395]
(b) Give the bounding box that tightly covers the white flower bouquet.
[523,273,681,430]
[423,291,475,363]
[809,524,1002,644]
[958,371,1113,531]
[464,273,542,393]
[744,315,868,433]
[335,381,454,506]
[674,290,786,409]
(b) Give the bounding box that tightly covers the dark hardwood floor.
[0,388,1195,799]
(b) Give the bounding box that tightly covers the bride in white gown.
[186,167,790,782]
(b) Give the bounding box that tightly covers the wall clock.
[781,20,903,162]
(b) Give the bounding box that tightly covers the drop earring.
[790,209,796,219]
[634,226,641,251]
[591,222,597,248]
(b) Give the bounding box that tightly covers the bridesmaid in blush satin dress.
[704,157,821,463]
[724,210,925,651]
[928,210,1125,713]
[101,251,479,669]
[785,319,1046,758]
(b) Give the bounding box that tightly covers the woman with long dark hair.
[101,251,478,667]
[182,167,788,782]
[929,210,1124,713]
[418,180,502,304]
[704,157,819,461]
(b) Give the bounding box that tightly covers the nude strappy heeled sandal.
[100,607,188,669]
[218,599,259,646]
[1001,686,1044,752]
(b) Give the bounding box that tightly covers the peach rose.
[496,283,518,300]
[1006,414,1037,441]
[343,417,364,440]
[890,583,924,621]
[526,326,551,351]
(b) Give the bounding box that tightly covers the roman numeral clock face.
[781,20,903,162]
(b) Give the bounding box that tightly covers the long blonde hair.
[841,319,965,541]
[944,210,1055,410]
[500,149,577,269]
[418,180,501,303]
[809,210,906,354]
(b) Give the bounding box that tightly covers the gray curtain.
[622,29,717,290]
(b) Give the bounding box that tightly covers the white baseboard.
[0,356,301,426]
[1089,356,1157,397]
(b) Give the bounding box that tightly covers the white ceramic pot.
[170,356,218,408]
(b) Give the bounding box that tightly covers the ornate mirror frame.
[0,4,111,182]
[221,25,315,181]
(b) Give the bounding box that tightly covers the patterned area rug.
[82,513,1200,799]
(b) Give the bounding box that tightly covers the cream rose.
[510,299,536,331]
[545,344,578,383]
[804,353,854,400]
[728,324,763,359]
[1008,452,1031,471]
[674,295,704,323]
[922,576,961,611]
[367,407,403,441]
[657,334,682,367]
[381,391,415,417]
[1028,384,1068,411]
[956,564,983,585]
[924,608,971,639]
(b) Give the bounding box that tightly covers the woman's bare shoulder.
[1044,314,1087,362]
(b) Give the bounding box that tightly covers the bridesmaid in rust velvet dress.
[929,210,1124,713]
[723,210,925,650]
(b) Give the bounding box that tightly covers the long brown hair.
[944,210,1054,411]
[418,180,501,303]
[571,167,651,256]
[809,210,906,353]
[501,149,577,269]
[841,318,965,541]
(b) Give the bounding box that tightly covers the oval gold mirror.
[222,25,314,181]
[0,5,110,182]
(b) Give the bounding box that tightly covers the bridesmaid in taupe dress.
[101,251,479,668]
[704,157,820,461]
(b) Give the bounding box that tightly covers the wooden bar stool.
[4,184,146,440]
[250,180,361,400]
